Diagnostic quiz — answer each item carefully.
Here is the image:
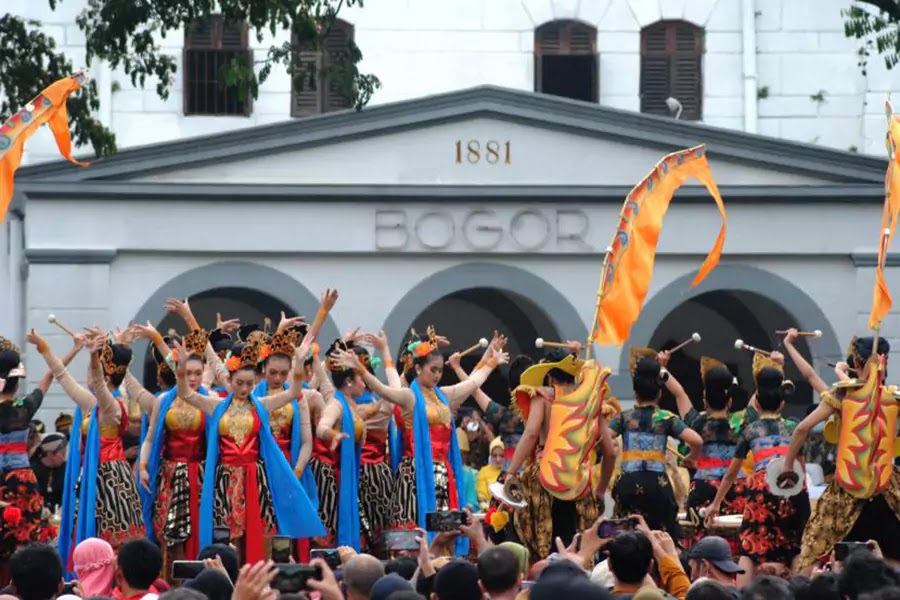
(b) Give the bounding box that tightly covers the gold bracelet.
[384,359,394,369]
[486,357,498,369]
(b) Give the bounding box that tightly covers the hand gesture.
[337,546,357,565]
[216,313,241,334]
[320,288,339,312]
[171,338,189,370]
[293,333,316,375]
[657,350,671,368]
[494,350,510,366]
[88,334,107,354]
[363,331,388,352]
[650,530,678,558]
[489,330,507,353]
[554,535,585,568]
[306,559,343,600]
[434,334,451,347]
[202,555,231,583]
[446,352,462,370]
[114,323,137,345]
[332,348,363,372]
[342,327,364,345]
[703,503,720,529]
[770,350,785,367]
[129,321,159,341]
[279,311,306,333]
[25,328,46,349]
[783,328,799,345]
[566,340,584,356]
[232,561,278,600]
[72,332,87,350]
[330,432,350,452]
[165,297,191,319]
[139,467,151,493]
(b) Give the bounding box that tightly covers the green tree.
[844,0,900,73]
[0,0,380,158]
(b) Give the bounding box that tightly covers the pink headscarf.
[73,538,116,597]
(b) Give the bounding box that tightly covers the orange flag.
[869,101,900,329]
[0,74,89,222]
[593,145,727,345]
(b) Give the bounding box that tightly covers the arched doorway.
[649,290,815,420]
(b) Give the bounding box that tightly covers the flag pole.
[586,247,612,361]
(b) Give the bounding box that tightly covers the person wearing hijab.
[184,569,232,600]
[476,437,505,507]
[73,538,116,598]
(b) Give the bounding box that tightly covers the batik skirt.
[153,459,204,552]
[0,468,50,561]
[613,470,679,538]
[686,478,748,554]
[739,470,809,565]
[95,460,146,549]
[514,459,599,561]
[360,461,393,549]
[212,461,276,540]
[309,458,338,545]
[391,456,452,527]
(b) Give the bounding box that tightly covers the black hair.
[607,532,653,585]
[477,547,520,594]
[116,538,163,591]
[632,357,663,402]
[197,543,239,583]
[685,580,736,600]
[861,588,900,600]
[806,572,841,600]
[704,365,736,411]
[325,340,357,389]
[507,355,534,392]
[227,342,257,378]
[159,589,208,600]
[788,575,814,600]
[0,348,22,395]
[10,544,63,600]
[839,549,900,599]
[852,337,891,379]
[543,348,575,385]
[756,366,793,411]
[385,593,425,600]
[740,576,792,600]
[385,556,418,581]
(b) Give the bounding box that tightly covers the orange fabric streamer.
[869,101,900,329]
[593,145,727,345]
[0,74,89,222]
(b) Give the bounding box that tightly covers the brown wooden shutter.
[535,20,596,55]
[291,19,355,116]
[184,16,251,116]
[640,20,703,120]
[324,21,354,112]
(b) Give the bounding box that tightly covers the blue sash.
[335,391,361,550]
[409,381,468,555]
[198,393,325,548]
[140,386,208,543]
[253,380,318,511]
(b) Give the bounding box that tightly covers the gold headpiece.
[629,347,657,377]
[0,336,21,356]
[99,339,130,377]
[846,336,859,361]
[752,350,782,380]
[325,339,350,372]
[407,325,440,359]
[225,333,265,373]
[268,329,299,358]
[182,328,209,358]
[700,356,725,381]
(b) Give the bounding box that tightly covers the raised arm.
[35,334,86,395]
[783,399,836,472]
[26,329,96,414]
[446,351,495,414]
[364,331,403,389]
[332,349,415,410]
[312,353,337,403]
[86,338,125,422]
[295,400,313,477]
[306,289,339,340]
[783,329,828,394]
[658,351,694,420]
[441,348,508,412]
[315,401,346,450]
[124,371,158,416]
[138,399,162,492]
[505,394,545,476]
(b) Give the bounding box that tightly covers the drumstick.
[668,332,701,354]
[775,329,822,338]
[458,338,489,358]
[47,314,76,338]
[827,361,858,374]
[734,339,770,356]
[535,337,569,349]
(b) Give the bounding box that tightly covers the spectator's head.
[385,593,425,600]
[497,542,529,578]
[739,576,792,600]
[686,580,736,600]
[806,572,840,600]
[158,589,207,600]
[532,576,612,600]
[54,413,73,439]
[431,560,480,600]
[10,544,64,600]
[184,569,232,600]
[115,539,163,595]
[687,536,744,583]
[197,544,239,583]
[371,574,414,600]
[861,588,900,600]
[38,433,68,468]
[385,556,418,581]
[840,550,900,599]
[608,532,653,586]
[73,538,116,597]
[344,554,386,600]
[477,547,521,597]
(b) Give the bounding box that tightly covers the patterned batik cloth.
[738,470,809,565]
[360,461,393,550]
[513,457,599,562]
[309,458,337,545]
[95,460,146,549]
[153,459,204,547]
[798,468,900,569]
[212,461,276,541]
[391,456,451,527]
[0,468,49,560]
[685,478,747,555]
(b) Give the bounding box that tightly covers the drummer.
[671,355,746,552]
[706,350,810,585]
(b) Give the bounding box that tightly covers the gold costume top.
[269,403,293,439]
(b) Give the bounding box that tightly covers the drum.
[708,514,742,549]
[677,511,699,551]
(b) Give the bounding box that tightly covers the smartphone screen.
[212,526,231,545]
[271,536,293,563]
[271,564,322,593]
[597,518,636,539]
[310,548,342,570]
[172,561,205,580]
[835,541,868,562]
[384,530,419,551]
[425,510,467,532]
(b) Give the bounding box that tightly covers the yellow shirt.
[477,463,502,504]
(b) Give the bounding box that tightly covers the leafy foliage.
[1,0,379,157]
[843,0,900,74]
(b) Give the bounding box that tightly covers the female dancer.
[28,329,145,572]
[133,325,210,565]
[706,351,809,583]
[672,356,746,549]
[0,334,81,581]
[171,332,324,564]
[332,328,507,553]
[608,349,701,537]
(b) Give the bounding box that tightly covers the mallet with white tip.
[667,332,702,354]
[47,314,77,338]
[735,339,771,356]
[458,338,489,358]
[775,329,822,338]
[535,337,571,349]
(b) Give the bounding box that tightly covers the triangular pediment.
[18,86,886,186]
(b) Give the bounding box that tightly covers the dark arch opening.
[142,286,294,393]
[648,290,814,420]
[400,287,561,407]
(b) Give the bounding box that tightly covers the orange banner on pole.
[869,101,900,329]
[593,145,727,346]
[0,74,89,222]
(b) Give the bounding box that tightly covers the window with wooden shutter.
[183,16,253,116]
[640,20,703,120]
[534,20,598,103]
[291,20,355,117]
